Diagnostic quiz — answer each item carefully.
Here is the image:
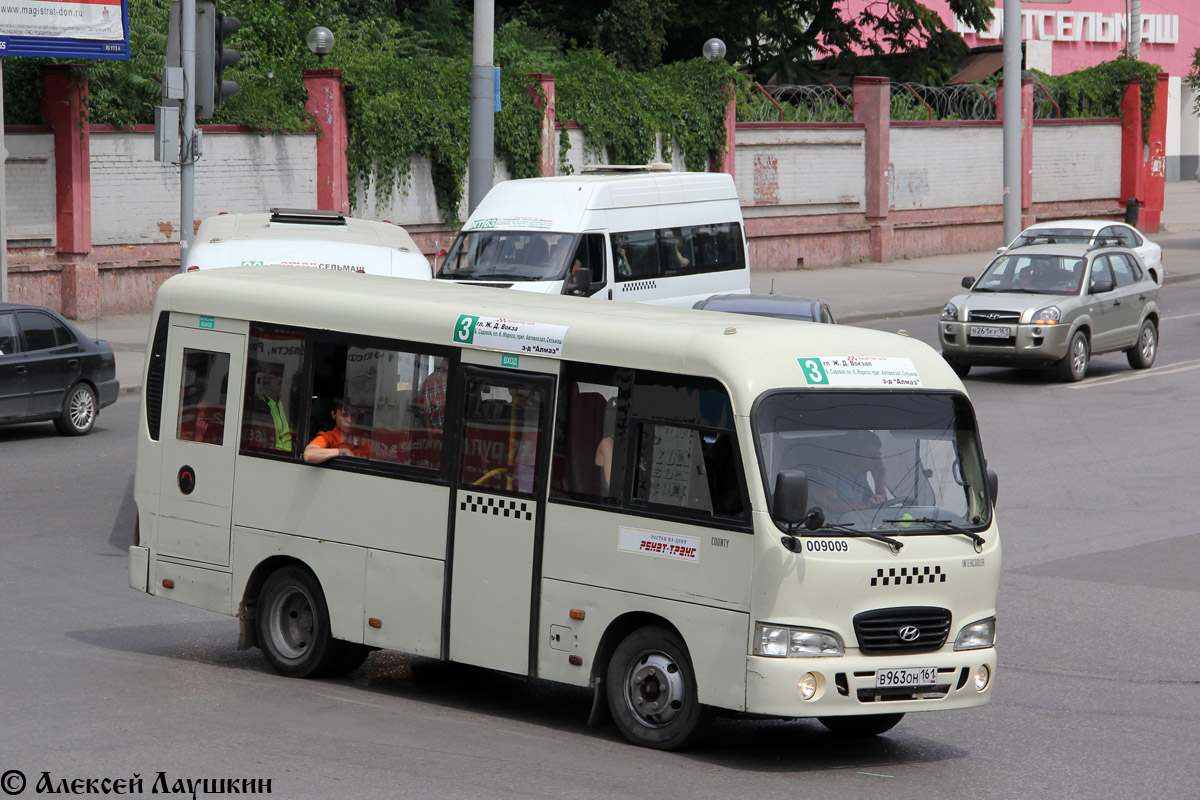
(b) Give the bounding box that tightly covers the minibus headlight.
[754,624,844,658]
[954,617,996,651]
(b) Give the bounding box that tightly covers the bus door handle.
[14,365,28,374]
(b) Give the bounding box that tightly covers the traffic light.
[214,13,241,110]
[194,3,240,119]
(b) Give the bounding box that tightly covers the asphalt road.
[2,287,1199,799]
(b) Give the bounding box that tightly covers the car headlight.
[1030,306,1061,325]
[754,623,844,657]
[940,302,959,321]
[954,617,996,651]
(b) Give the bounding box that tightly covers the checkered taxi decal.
[620,279,658,293]
[459,493,533,521]
[871,566,946,587]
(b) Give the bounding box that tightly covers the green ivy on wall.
[548,50,744,174]
[1035,55,1161,137]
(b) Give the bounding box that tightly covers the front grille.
[968,310,1021,324]
[854,606,951,655]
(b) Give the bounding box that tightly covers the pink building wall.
[838,1,1194,77]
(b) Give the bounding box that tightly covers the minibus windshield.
[754,391,991,533]
[436,231,578,282]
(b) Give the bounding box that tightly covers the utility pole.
[180,0,197,268]
[0,59,8,301]
[1001,0,1022,245]
[468,0,495,215]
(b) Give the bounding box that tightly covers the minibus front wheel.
[257,566,365,678]
[606,625,713,750]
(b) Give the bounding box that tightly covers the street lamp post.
[703,38,726,62]
[307,26,335,64]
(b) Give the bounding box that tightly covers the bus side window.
[178,348,230,446]
[550,367,626,504]
[633,423,713,513]
[242,325,304,457]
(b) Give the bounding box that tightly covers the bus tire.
[256,566,345,678]
[818,713,904,737]
[606,625,713,750]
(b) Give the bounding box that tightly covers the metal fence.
[740,80,1065,123]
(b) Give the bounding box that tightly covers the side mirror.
[961,276,975,289]
[772,470,809,526]
[1089,277,1114,294]
[987,468,999,505]
[996,246,1006,254]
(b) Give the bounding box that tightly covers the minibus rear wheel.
[257,566,346,678]
[606,625,713,750]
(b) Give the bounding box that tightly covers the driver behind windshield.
[812,431,887,514]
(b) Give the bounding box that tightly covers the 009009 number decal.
[805,539,848,553]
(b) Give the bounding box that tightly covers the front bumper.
[745,647,996,718]
[939,320,1073,368]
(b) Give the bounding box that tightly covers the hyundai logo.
[986,312,1002,320]
[898,625,921,642]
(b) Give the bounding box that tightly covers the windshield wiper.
[813,521,904,554]
[971,287,997,292]
[885,516,985,552]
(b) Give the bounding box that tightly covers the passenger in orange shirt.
[303,397,371,463]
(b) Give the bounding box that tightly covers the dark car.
[693,293,837,324]
[0,303,119,435]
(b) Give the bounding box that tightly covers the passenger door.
[0,312,28,420]
[156,326,246,567]
[1108,253,1151,348]
[15,310,80,417]
[448,364,555,676]
[1086,256,1119,352]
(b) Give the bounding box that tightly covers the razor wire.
[742,80,1067,123]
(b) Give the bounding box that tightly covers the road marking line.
[1163,312,1200,322]
[1059,359,1200,389]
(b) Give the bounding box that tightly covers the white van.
[185,208,433,280]
[434,166,751,306]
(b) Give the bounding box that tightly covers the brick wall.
[1032,122,1122,202]
[891,125,1003,210]
[88,128,318,246]
[734,125,865,216]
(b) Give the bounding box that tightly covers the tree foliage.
[499,0,997,82]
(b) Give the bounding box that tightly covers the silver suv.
[939,242,1160,382]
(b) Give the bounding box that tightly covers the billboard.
[0,0,129,59]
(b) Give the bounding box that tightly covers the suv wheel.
[1126,319,1157,370]
[1057,331,1089,382]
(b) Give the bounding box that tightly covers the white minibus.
[130,266,1000,750]
[185,208,433,280]
[434,166,751,306]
